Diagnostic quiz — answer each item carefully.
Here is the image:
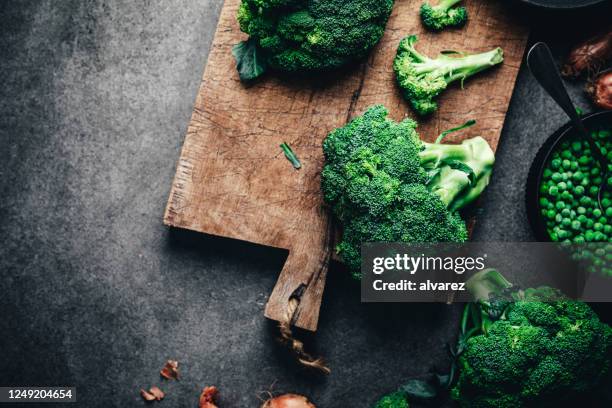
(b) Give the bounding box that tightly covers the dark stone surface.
[1,1,610,407]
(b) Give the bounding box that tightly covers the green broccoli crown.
[374,391,409,408]
[236,0,394,74]
[420,0,468,31]
[453,298,612,407]
[321,105,494,277]
[393,35,504,116]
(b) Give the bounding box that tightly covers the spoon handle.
[527,42,606,167]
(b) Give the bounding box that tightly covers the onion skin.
[562,29,612,78]
[586,70,612,110]
[261,394,316,408]
[199,386,219,408]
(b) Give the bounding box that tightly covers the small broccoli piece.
[233,0,395,80]
[374,391,409,408]
[420,0,468,31]
[452,270,612,408]
[394,35,504,116]
[321,105,495,277]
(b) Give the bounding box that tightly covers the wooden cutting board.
[164,0,529,331]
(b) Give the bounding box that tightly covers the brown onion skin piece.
[562,29,612,78]
[199,386,219,408]
[262,394,316,408]
[587,70,612,110]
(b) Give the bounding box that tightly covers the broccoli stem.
[449,171,491,211]
[419,137,495,210]
[416,48,504,84]
[466,269,513,302]
[434,0,464,12]
[419,143,473,167]
[429,166,471,207]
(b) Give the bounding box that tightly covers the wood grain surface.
[164,0,529,331]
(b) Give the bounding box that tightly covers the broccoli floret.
[321,105,495,277]
[233,0,395,80]
[394,35,504,116]
[420,0,468,31]
[374,391,409,408]
[453,270,612,407]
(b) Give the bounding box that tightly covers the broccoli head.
[374,391,409,408]
[453,270,612,408]
[321,105,495,277]
[420,0,468,31]
[233,0,394,80]
[394,35,504,115]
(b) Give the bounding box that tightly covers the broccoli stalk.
[421,136,495,211]
[394,35,504,116]
[420,0,468,31]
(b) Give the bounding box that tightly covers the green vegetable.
[232,38,268,81]
[420,0,468,31]
[234,0,394,80]
[452,269,612,408]
[373,391,409,408]
[321,105,494,277]
[539,128,611,244]
[280,142,301,169]
[394,35,503,116]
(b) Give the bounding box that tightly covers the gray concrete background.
[1,1,611,407]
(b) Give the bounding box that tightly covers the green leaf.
[440,159,476,185]
[435,120,476,144]
[280,142,301,169]
[398,379,438,401]
[232,39,267,82]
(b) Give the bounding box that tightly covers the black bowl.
[525,110,612,241]
[517,0,607,9]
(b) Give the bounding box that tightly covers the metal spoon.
[527,42,609,211]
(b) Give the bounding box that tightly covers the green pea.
[562,159,572,169]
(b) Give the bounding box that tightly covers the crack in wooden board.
[164,0,529,331]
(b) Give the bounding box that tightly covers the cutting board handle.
[264,244,330,332]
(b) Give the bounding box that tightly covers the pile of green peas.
[538,128,612,243]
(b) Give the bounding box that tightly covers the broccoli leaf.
[232,39,267,82]
[398,379,438,401]
[435,119,476,144]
